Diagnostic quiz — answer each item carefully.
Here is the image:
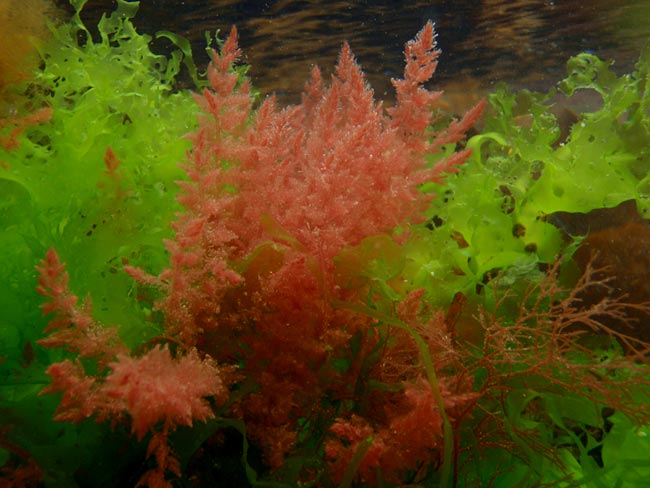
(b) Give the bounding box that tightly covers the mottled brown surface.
[568,202,650,343]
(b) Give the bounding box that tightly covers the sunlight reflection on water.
[65,0,650,105]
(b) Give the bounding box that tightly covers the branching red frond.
[0,454,42,488]
[36,248,126,366]
[466,257,650,457]
[104,346,226,440]
[141,21,484,470]
[39,360,99,423]
[0,107,52,154]
[102,347,229,487]
[135,431,180,488]
[388,21,443,139]
[103,146,120,177]
[206,26,242,94]
[36,248,76,315]
[36,248,233,487]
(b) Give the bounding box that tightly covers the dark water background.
[55,0,650,105]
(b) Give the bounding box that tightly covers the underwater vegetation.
[2,1,650,487]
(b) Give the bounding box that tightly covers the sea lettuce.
[411,44,650,309]
[0,1,200,483]
[0,0,197,346]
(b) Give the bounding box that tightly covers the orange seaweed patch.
[0,0,58,94]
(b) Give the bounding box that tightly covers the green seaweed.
[2,2,650,486]
[0,0,197,342]
[0,1,199,483]
[411,44,650,311]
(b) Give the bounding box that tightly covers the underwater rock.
[564,201,650,342]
